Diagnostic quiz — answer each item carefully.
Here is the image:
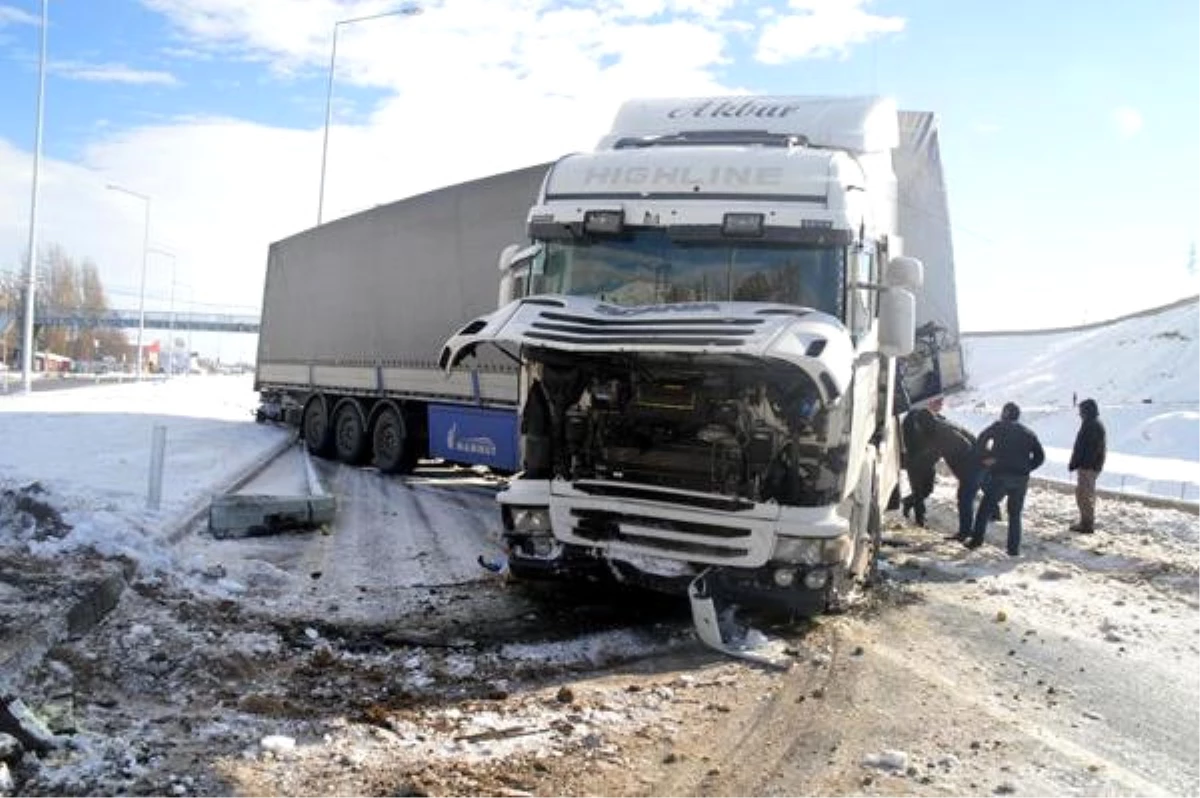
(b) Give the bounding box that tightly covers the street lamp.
[149,247,177,375]
[316,4,422,225]
[106,183,150,380]
[20,0,48,394]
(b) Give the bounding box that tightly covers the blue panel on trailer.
[428,405,519,471]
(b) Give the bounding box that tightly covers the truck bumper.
[706,564,836,616]
[504,534,836,615]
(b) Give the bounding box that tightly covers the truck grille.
[549,487,775,567]
[570,508,753,559]
[525,310,765,347]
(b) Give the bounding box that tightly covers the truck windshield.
[534,229,845,317]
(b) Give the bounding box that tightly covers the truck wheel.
[855,469,884,586]
[302,395,334,457]
[863,498,883,587]
[828,464,881,612]
[333,400,369,465]
[372,405,415,474]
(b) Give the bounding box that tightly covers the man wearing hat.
[1068,398,1106,533]
[967,402,1045,556]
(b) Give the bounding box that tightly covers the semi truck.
[254,165,548,473]
[440,95,957,621]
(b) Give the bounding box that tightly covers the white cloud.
[0,4,40,27]
[51,61,180,86]
[1112,106,1144,139]
[756,0,904,63]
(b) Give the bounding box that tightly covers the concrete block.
[209,494,336,539]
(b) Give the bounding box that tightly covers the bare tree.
[0,244,127,366]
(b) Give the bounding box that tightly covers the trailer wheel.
[302,395,334,457]
[372,405,415,474]
[333,400,369,465]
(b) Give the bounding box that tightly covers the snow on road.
[174,453,514,627]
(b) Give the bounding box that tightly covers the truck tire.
[855,466,883,586]
[371,404,415,474]
[828,461,881,612]
[333,400,369,465]
[302,395,334,457]
[862,495,883,587]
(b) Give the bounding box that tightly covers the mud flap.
[687,572,793,671]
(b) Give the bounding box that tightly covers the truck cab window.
[539,230,845,318]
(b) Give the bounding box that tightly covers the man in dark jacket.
[925,414,983,540]
[1068,398,1106,533]
[967,402,1045,556]
[901,396,940,527]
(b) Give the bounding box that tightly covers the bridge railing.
[5,308,260,333]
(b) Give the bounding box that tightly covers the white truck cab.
[443,96,925,615]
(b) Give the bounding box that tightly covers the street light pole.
[106,183,150,380]
[316,4,421,225]
[20,0,48,394]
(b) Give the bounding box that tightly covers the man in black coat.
[967,402,1045,556]
[1068,398,1106,533]
[924,414,983,540]
[901,397,940,527]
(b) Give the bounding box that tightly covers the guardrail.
[1029,474,1198,513]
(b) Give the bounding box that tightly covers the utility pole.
[106,184,151,380]
[20,0,48,394]
[317,5,422,225]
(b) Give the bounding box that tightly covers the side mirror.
[497,244,523,273]
[878,287,916,357]
[885,256,923,291]
[497,244,522,307]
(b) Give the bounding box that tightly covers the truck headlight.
[509,507,551,534]
[773,535,852,565]
[773,537,823,565]
[804,570,829,589]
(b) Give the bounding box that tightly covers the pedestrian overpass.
[6,308,261,333]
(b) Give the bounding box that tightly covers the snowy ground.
[0,299,1196,796]
[948,298,1199,501]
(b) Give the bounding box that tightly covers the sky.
[0,0,1197,364]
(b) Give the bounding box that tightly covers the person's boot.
[1069,521,1094,533]
[901,495,913,520]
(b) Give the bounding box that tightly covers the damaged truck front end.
[441,295,879,616]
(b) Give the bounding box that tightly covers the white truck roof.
[599,96,899,154]
[543,145,861,203]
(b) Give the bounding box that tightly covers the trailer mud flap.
[687,572,793,671]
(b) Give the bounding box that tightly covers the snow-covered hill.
[945,297,1199,501]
